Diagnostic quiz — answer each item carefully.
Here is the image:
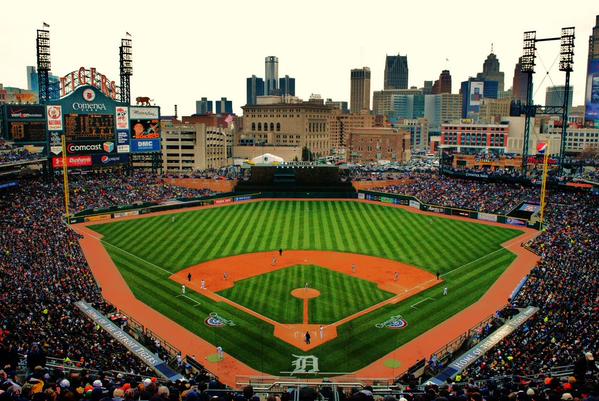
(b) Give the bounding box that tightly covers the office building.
[0,83,38,104]
[215,97,233,114]
[476,52,505,93]
[432,70,452,94]
[246,75,265,106]
[424,93,462,132]
[26,66,60,100]
[478,98,513,123]
[325,99,349,114]
[423,81,433,95]
[441,122,509,153]
[384,54,408,90]
[241,101,332,157]
[512,57,529,103]
[391,94,425,119]
[279,75,295,96]
[460,79,499,118]
[195,97,213,115]
[161,120,232,172]
[348,128,411,163]
[350,67,371,113]
[373,88,421,116]
[545,86,573,112]
[584,15,599,124]
[265,56,279,95]
[392,118,429,152]
[329,110,374,152]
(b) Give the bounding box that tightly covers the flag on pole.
[126,32,132,37]
[536,142,547,154]
[43,22,50,28]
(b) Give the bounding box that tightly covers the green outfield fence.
[67,190,535,229]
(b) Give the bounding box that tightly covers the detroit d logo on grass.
[375,315,408,329]
[204,312,235,328]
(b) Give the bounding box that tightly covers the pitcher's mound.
[291,288,320,299]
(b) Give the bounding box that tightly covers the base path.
[170,250,439,351]
[73,198,540,387]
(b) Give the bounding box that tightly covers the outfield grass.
[219,264,395,324]
[90,200,521,375]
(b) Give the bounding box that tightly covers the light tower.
[120,37,133,104]
[36,28,51,104]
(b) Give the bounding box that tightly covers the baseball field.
[88,200,522,376]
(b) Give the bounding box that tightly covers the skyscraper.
[265,56,279,95]
[423,81,433,95]
[350,67,371,113]
[476,52,505,92]
[432,70,452,94]
[460,79,499,118]
[545,86,573,112]
[215,97,233,114]
[246,75,265,106]
[195,97,213,114]
[585,15,599,124]
[512,57,529,103]
[384,54,408,90]
[279,75,295,96]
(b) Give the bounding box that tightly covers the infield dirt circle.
[291,288,321,299]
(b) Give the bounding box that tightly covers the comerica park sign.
[60,67,118,100]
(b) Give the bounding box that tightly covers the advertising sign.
[130,106,159,119]
[7,105,45,120]
[585,60,599,125]
[66,141,116,155]
[214,198,233,205]
[469,82,484,106]
[92,153,130,166]
[478,212,497,222]
[131,139,160,153]
[409,200,420,209]
[131,119,160,139]
[506,217,526,226]
[52,155,92,168]
[47,105,63,131]
[116,106,129,129]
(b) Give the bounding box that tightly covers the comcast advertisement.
[586,60,599,127]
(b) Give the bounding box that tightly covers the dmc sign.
[60,67,118,100]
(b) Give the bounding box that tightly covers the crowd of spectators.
[373,175,597,388]
[0,147,45,164]
[372,173,538,215]
[0,169,597,401]
[67,172,215,213]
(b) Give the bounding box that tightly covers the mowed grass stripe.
[91,200,524,374]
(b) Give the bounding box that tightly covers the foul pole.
[538,148,550,230]
[61,134,71,222]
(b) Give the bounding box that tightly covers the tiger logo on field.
[375,315,408,329]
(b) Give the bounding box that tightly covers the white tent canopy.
[251,153,284,164]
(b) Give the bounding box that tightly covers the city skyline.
[0,0,595,116]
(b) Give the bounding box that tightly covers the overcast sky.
[0,0,596,116]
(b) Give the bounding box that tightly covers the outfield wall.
[357,190,533,228]
[69,190,533,228]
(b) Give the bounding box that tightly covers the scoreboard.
[9,121,47,142]
[65,114,115,141]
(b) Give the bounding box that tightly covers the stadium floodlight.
[559,27,575,72]
[521,31,536,73]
